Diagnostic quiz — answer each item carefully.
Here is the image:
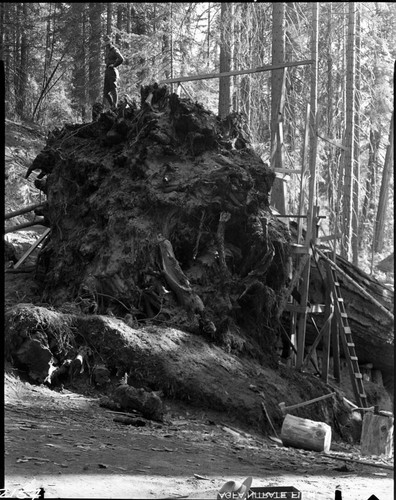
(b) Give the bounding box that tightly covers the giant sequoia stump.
[360,412,394,458]
[30,85,290,351]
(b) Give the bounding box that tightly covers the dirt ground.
[4,369,394,500]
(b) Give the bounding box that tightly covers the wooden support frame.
[300,306,334,371]
[160,59,313,85]
[322,262,334,382]
[13,228,51,269]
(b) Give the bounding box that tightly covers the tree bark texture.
[270,2,286,214]
[89,3,102,105]
[361,412,394,458]
[218,2,233,119]
[106,3,112,35]
[352,4,361,265]
[308,254,394,378]
[374,111,394,253]
[341,2,356,261]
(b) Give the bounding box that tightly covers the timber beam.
[160,60,313,85]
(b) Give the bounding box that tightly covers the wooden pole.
[276,253,310,320]
[13,228,51,269]
[315,247,394,321]
[331,314,341,382]
[5,203,45,220]
[160,59,313,85]
[322,262,333,382]
[5,218,46,234]
[297,104,310,245]
[296,4,319,369]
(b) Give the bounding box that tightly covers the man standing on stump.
[103,35,124,110]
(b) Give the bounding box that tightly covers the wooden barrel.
[361,413,394,458]
[281,414,332,452]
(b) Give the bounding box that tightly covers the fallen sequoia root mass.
[5,84,393,438]
[28,84,291,355]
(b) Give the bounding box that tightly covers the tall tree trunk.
[0,2,5,60]
[207,2,211,68]
[374,111,394,253]
[125,3,131,49]
[3,3,13,114]
[89,3,102,105]
[13,3,21,109]
[326,4,335,234]
[16,2,29,119]
[296,2,319,369]
[106,3,112,35]
[270,2,286,213]
[162,20,171,81]
[352,3,361,265]
[218,2,233,119]
[335,2,347,256]
[116,4,123,45]
[341,2,356,261]
[360,127,380,248]
[82,4,89,120]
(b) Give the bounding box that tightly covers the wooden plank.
[291,245,311,255]
[317,233,342,242]
[274,168,302,174]
[160,59,314,85]
[13,228,51,269]
[5,202,45,220]
[5,217,46,234]
[323,453,394,470]
[285,304,309,314]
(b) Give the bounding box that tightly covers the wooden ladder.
[324,258,368,409]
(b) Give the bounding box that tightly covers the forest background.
[2,2,394,281]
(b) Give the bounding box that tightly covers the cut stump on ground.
[280,413,332,453]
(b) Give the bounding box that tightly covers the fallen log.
[306,249,394,378]
[315,247,394,320]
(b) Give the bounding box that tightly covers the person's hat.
[217,477,253,499]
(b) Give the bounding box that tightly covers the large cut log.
[281,413,332,452]
[307,253,394,378]
[360,412,394,458]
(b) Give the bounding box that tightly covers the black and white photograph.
[3,2,394,499]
